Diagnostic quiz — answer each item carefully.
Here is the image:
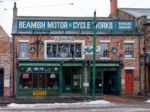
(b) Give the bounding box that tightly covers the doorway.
[103,71,116,95]
[89,70,120,95]
[125,70,134,94]
[0,69,4,96]
[63,67,82,93]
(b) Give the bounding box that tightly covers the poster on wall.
[4,79,10,87]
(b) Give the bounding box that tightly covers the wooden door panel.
[125,71,133,94]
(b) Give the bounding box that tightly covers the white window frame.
[18,40,29,59]
[44,40,85,60]
[124,41,134,59]
[100,40,111,60]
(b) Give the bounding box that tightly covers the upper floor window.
[100,42,110,58]
[125,43,134,58]
[45,41,83,59]
[19,42,29,58]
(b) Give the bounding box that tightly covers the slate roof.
[119,8,150,19]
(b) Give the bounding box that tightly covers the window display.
[19,67,59,89]
[46,43,82,58]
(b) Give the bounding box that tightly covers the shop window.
[46,42,82,59]
[73,74,81,89]
[19,42,29,58]
[125,43,134,58]
[19,73,32,88]
[18,67,59,89]
[100,43,110,58]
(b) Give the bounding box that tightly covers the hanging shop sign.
[17,19,135,31]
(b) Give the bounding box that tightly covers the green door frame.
[88,62,121,96]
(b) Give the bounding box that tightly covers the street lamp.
[92,10,96,100]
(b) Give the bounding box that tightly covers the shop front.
[16,60,121,96]
[16,61,85,96]
[88,62,121,96]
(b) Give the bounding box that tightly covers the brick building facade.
[11,2,143,97]
[0,26,11,97]
[110,0,149,95]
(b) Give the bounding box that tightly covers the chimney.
[110,0,118,17]
[13,2,17,18]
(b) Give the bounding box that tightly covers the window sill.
[124,58,135,60]
[18,57,29,60]
[100,58,111,60]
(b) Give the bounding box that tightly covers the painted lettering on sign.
[32,90,47,96]
[47,22,68,29]
[96,22,113,29]
[19,21,46,29]
[84,46,100,54]
[17,20,135,31]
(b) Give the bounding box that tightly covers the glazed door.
[63,73,72,92]
[95,72,103,95]
[125,70,133,94]
[0,69,4,96]
[63,67,73,92]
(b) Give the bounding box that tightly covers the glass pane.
[19,42,29,58]
[100,43,109,58]
[19,73,32,88]
[46,42,82,59]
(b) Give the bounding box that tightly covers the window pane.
[19,73,32,88]
[19,42,29,58]
[125,43,134,58]
[46,42,82,59]
[100,43,109,58]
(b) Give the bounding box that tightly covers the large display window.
[45,41,84,59]
[18,66,59,89]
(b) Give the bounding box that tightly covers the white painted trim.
[124,41,135,43]
[18,58,29,60]
[44,40,85,60]
[124,58,135,60]
[18,40,29,42]
[100,58,111,60]
[100,40,111,43]
[124,67,135,70]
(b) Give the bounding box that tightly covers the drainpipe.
[12,35,15,98]
[138,34,142,95]
[144,24,147,95]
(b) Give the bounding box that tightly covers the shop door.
[125,70,133,94]
[0,69,4,96]
[95,72,103,95]
[63,68,73,92]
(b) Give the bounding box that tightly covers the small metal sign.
[30,47,36,54]
[83,82,89,87]
[111,47,118,55]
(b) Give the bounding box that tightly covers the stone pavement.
[0,95,149,105]
[98,95,149,104]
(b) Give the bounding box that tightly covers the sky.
[0,0,150,36]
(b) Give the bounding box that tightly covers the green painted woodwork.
[81,66,84,96]
[59,66,63,95]
[16,60,121,96]
[90,63,120,67]
[18,63,60,67]
[63,63,82,67]
[17,89,59,96]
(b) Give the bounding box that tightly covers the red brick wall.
[0,26,11,97]
[14,35,142,95]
